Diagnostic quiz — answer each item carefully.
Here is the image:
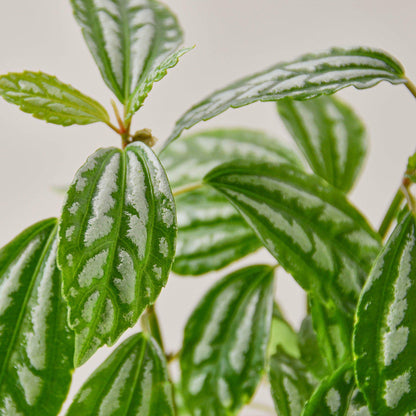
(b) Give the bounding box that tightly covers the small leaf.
[126,46,193,118]
[161,128,303,275]
[298,315,330,380]
[66,332,174,416]
[71,0,185,103]
[58,142,177,366]
[268,348,317,416]
[277,95,367,192]
[268,303,301,359]
[309,296,352,372]
[180,265,274,415]
[166,47,405,146]
[0,219,74,415]
[353,212,416,415]
[0,71,109,126]
[301,363,355,416]
[204,160,381,315]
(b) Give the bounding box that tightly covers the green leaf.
[180,265,274,415]
[204,160,381,315]
[277,95,367,192]
[166,47,405,146]
[126,46,193,118]
[71,0,185,103]
[58,142,177,366]
[346,389,370,416]
[309,296,352,372]
[66,332,174,416]
[268,303,301,359]
[0,219,74,415]
[301,363,355,416]
[161,128,303,275]
[268,348,317,416]
[0,71,109,126]
[353,212,416,415]
[298,315,330,380]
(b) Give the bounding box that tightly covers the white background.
[0,1,416,414]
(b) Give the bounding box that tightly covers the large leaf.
[0,71,109,126]
[309,296,352,372]
[353,212,416,415]
[180,265,274,415]
[58,142,177,366]
[166,47,405,146]
[160,128,303,275]
[204,160,381,315]
[71,0,185,104]
[0,219,74,415]
[66,332,174,416]
[268,348,317,416]
[301,363,355,416]
[277,95,367,192]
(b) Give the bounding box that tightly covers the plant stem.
[172,181,203,197]
[378,187,405,239]
[141,304,165,352]
[405,76,416,100]
[401,177,416,213]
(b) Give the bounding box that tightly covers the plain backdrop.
[1,1,416,414]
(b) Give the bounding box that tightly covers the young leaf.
[204,160,381,315]
[298,315,330,380]
[268,348,317,416]
[160,128,303,275]
[309,296,352,372]
[0,71,109,126]
[353,212,416,415]
[0,219,74,415]
[71,0,185,103]
[277,95,367,192]
[180,265,274,415]
[301,363,355,416]
[66,332,174,416]
[58,142,177,366]
[166,47,405,146]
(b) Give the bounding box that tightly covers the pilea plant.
[0,1,415,416]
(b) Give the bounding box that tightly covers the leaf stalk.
[140,304,165,352]
[378,187,405,239]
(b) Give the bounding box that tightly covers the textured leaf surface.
[353,212,416,415]
[204,160,381,314]
[0,72,109,126]
[58,142,176,366]
[302,363,355,416]
[66,333,174,416]
[309,296,352,372]
[180,265,274,415]
[161,128,303,275]
[166,47,405,146]
[71,0,184,103]
[269,348,316,416]
[277,95,367,192]
[0,219,74,415]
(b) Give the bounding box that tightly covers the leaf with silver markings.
[0,218,74,415]
[66,332,174,416]
[58,142,177,366]
[180,265,274,415]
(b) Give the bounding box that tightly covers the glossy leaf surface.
[269,348,316,416]
[71,0,184,103]
[58,142,176,366]
[161,128,303,275]
[180,265,274,415]
[0,71,109,126]
[66,333,174,416]
[0,219,74,415]
[277,95,367,192]
[166,47,405,146]
[204,160,381,314]
[354,213,416,415]
[302,363,355,416]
